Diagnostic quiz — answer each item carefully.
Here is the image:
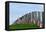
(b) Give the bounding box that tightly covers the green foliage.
[9,22,39,29]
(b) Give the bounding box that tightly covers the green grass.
[9,22,39,30]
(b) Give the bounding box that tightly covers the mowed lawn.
[9,22,39,29]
